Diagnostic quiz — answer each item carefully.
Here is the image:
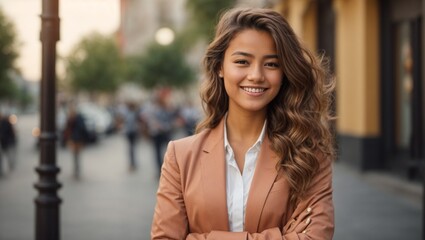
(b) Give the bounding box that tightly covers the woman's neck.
[226,110,266,144]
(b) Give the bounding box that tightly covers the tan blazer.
[151,118,334,240]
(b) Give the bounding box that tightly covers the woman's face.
[220,29,283,115]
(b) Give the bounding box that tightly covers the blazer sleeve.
[248,153,334,240]
[185,154,334,240]
[151,141,190,239]
[279,154,334,240]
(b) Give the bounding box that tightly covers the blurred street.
[0,113,422,240]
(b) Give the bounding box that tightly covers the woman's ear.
[218,66,224,78]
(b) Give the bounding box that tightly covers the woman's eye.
[265,62,279,68]
[235,60,249,65]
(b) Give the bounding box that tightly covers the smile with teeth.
[242,87,266,93]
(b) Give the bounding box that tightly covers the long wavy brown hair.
[196,8,335,202]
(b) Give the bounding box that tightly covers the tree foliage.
[186,0,236,40]
[0,7,19,100]
[125,41,195,89]
[64,32,122,94]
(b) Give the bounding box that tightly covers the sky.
[0,0,120,81]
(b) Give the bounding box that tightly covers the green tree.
[186,0,236,40]
[126,41,195,89]
[16,86,33,110]
[0,7,19,100]
[64,32,122,95]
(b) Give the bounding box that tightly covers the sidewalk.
[333,163,422,240]
[0,114,422,239]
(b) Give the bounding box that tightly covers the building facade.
[277,0,424,181]
[118,0,187,56]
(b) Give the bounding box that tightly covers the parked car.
[78,102,114,137]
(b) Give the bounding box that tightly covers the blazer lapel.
[201,119,229,231]
[244,136,280,232]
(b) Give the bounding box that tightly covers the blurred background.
[0,0,423,239]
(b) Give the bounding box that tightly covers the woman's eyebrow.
[231,51,278,59]
[231,51,252,57]
[264,54,278,59]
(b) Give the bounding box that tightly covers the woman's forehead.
[225,29,277,56]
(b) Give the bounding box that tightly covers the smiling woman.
[151,7,336,240]
[0,0,119,81]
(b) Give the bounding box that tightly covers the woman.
[123,102,140,171]
[151,7,335,239]
[64,105,89,179]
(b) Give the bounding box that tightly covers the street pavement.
[0,113,422,240]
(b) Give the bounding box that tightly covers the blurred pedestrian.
[0,112,17,176]
[64,106,88,179]
[57,101,68,148]
[123,102,140,171]
[152,8,335,239]
[178,99,201,136]
[141,88,177,177]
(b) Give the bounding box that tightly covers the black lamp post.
[34,0,61,239]
[422,2,425,240]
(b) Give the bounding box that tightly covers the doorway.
[392,18,423,180]
[381,0,423,181]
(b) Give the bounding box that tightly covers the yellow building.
[277,0,424,181]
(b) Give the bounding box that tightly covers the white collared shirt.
[224,119,266,232]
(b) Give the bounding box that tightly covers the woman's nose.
[247,65,264,82]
